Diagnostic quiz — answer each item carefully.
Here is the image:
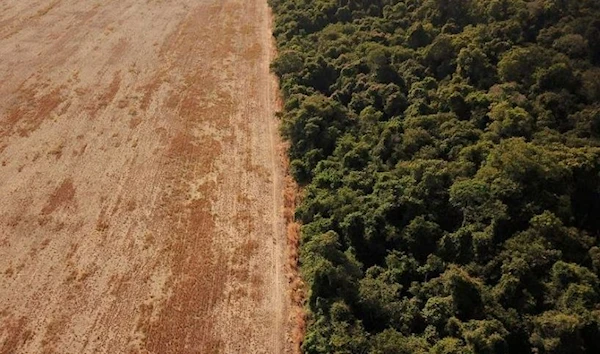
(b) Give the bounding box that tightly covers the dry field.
[0,0,293,353]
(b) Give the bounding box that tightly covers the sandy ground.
[0,0,292,353]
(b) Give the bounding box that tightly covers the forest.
[268,0,600,353]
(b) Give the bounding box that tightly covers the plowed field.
[0,1,291,353]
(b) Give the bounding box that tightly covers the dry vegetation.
[0,0,295,353]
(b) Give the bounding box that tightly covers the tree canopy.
[269,0,600,352]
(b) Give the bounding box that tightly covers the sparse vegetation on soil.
[0,1,294,353]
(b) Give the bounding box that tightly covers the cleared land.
[0,0,292,353]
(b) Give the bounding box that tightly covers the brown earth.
[0,1,295,353]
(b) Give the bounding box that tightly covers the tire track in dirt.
[0,1,293,353]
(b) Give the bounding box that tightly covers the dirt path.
[0,1,292,353]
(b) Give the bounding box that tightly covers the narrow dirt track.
[0,1,292,353]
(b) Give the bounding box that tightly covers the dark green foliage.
[269,0,600,352]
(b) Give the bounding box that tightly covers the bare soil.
[0,1,293,353]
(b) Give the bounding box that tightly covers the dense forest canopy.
[269,0,600,353]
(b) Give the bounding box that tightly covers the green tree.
[498,46,550,85]
[530,311,586,354]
